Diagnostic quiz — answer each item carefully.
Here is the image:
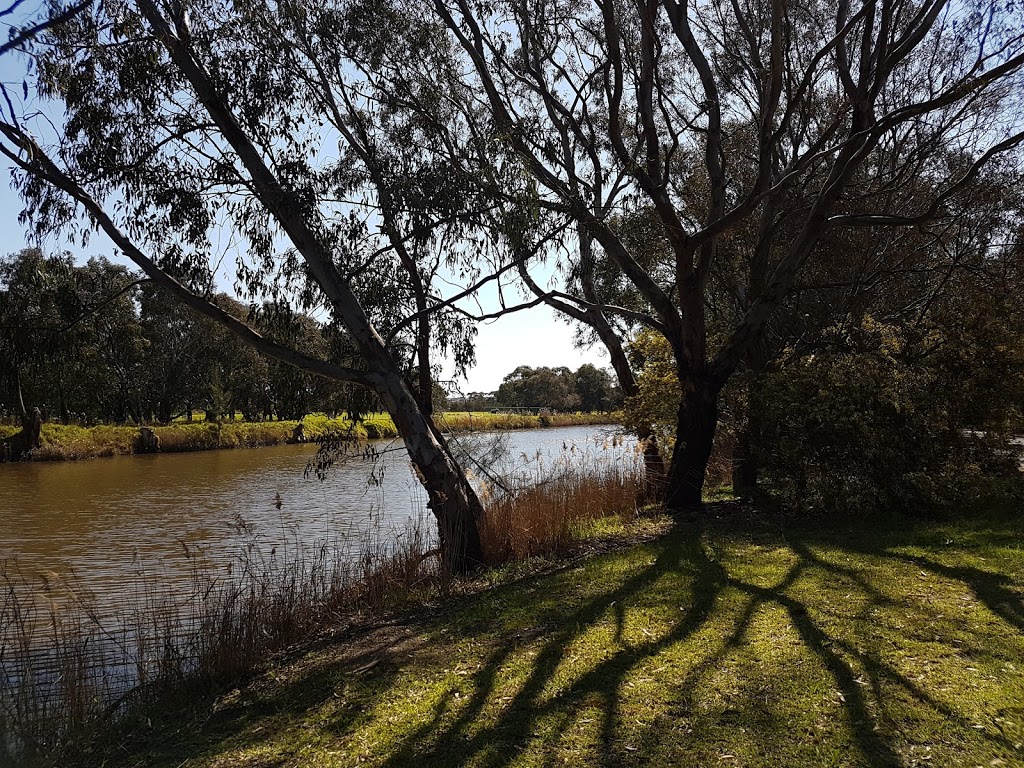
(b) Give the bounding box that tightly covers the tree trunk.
[375,370,484,573]
[14,366,27,420]
[663,382,718,510]
[635,423,667,500]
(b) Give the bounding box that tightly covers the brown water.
[0,425,630,607]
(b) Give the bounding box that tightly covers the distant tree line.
[2,249,623,425]
[449,364,621,413]
[0,249,371,425]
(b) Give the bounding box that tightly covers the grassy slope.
[0,411,618,461]
[89,508,1024,768]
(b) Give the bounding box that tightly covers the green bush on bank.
[756,319,1024,516]
[625,317,1024,517]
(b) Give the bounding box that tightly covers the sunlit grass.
[1,411,618,461]
[80,508,1024,768]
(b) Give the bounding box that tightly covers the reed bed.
[479,434,644,562]
[0,434,644,765]
[0,524,441,764]
[439,411,619,432]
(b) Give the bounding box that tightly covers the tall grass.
[0,436,644,765]
[5,412,618,462]
[0,524,441,764]
[479,434,644,562]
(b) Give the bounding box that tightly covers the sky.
[0,78,606,395]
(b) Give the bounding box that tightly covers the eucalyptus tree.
[0,249,75,426]
[376,0,1024,508]
[0,0,494,572]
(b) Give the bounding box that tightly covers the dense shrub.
[757,321,1022,516]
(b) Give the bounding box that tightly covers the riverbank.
[67,505,1024,768]
[0,411,620,462]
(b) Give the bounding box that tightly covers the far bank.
[0,411,621,462]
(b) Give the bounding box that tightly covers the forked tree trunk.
[663,381,718,510]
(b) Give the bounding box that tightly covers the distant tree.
[447,391,497,412]
[0,249,74,424]
[497,366,580,411]
[68,257,148,423]
[139,286,221,423]
[573,364,619,413]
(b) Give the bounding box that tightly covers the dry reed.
[0,523,441,764]
[479,435,644,562]
[0,433,644,764]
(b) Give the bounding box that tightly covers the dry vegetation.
[0,441,645,764]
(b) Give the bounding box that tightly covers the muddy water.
[0,425,631,606]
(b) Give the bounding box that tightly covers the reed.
[0,436,644,764]
[0,523,441,764]
[439,411,619,433]
[479,435,644,562]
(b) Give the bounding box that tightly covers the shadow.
[81,508,1024,767]
[374,521,727,768]
[887,551,1024,634]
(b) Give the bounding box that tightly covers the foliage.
[623,329,681,449]
[759,317,1024,515]
[495,364,621,412]
[626,304,1024,514]
[572,363,621,412]
[0,249,376,427]
[496,366,580,410]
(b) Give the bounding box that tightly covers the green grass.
[81,507,1024,767]
[1,412,618,461]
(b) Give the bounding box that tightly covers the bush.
[757,319,1023,517]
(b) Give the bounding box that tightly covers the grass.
[0,412,619,461]
[0,448,646,764]
[61,505,1024,768]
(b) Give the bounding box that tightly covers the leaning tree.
[366,0,1024,508]
[0,0,505,572]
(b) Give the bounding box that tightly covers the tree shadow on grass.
[368,522,918,767]
[371,521,728,768]
[89,511,1024,768]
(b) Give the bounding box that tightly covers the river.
[0,425,632,610]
